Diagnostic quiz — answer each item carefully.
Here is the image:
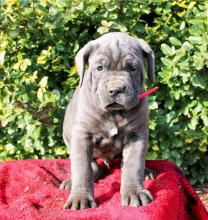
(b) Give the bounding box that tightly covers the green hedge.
[0,0,207,186]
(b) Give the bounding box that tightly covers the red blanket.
[0,159,207,220]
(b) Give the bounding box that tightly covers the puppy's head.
[75,32,155,111]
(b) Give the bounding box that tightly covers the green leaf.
[31,126,41,139]
[148,97,158,110]
[188,18,204,25]
[203,101,208,107]
[161,44,172,55]
[37,55,47,64]
[193,54,204,70]
[161,57,173,67]
[169,37,182,46]
[187,2,196,10]
[149,120,156,130]
[189,28,204,35]
[166,111,176,123]
[188,36,203,44]
[77,2,84,10]
[158,68,172,81]
[97,26,109,34]
[165,99,174,109]
[106,4,117,11]
[198,145,207,152]
[191,74,206,89]
[178,60,190,71]
[115,23,127,32]
[37,88,44,101]
[201,111,208,126]
[5,144,15,154]
[180,21,186,30]
[174,91,181,100]
[188,116,198,130]
[38,76,48,88]
[175,47,186,60]
[20,62,27,71]
[0,50,6,66]
[25,59,31,66]
[55,146,67,155]
[9,30,20,38]
[152,145,159,151]
[182,41,193,50]
[172,138,183,148]
[56,0,71,7]
[24,145,34,153]
[162,150,170,160]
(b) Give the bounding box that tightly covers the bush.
[0,0,207,186]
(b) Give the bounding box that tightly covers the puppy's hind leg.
[59,160,103,190]
[59,178,72,190]
[91,160,103,182]
[144,167,157,180]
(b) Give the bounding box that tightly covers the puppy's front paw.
[122,188,153,207]
[64,193,97,210]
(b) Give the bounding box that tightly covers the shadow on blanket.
[0,159,207,220]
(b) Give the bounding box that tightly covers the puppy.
[60,32,155,210]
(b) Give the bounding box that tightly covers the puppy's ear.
[75,41,94,87]
[136,39,155,83]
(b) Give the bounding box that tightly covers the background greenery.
[0,0,207,186]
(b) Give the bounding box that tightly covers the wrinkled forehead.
[89,41,141,67]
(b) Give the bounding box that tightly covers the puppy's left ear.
[136,39,155,83]
[75,41,94,87]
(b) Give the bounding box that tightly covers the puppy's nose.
[109,85,126,97]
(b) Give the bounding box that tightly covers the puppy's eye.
[96,65,103,71]
[127,65,137,71]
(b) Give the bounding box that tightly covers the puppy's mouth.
[106,102,125,110]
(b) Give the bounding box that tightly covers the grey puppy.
[60,32,155,210]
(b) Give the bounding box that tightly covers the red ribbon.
[138,87,159,99]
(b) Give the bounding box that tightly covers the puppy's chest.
[92,117,129,159]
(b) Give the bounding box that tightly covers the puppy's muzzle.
[108,85,126,98]
[97,74,137,111]
[105,81,128,110]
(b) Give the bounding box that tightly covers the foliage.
[0,0,207,186]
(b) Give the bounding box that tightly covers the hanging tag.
[110,126,118,136]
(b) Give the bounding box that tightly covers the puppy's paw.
[144,168,157,180]
[122,188,153,207]
[64,193,97,210]
[59,179,71,190]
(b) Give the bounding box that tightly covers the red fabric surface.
[0,159,207,220]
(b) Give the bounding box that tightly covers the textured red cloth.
[0,159,207,220]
